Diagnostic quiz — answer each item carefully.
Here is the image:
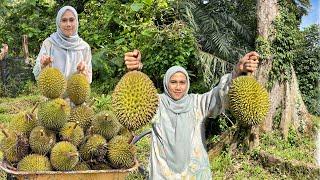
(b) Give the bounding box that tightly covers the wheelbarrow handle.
[131,129,152,145]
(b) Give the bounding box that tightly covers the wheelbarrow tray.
[0,159,139,180]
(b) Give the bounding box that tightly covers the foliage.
[0,1,57,58]
[267,1,303,89]
[293,24,320,115]
[80,0,200,93]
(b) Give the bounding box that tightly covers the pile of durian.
[0,67,158,172]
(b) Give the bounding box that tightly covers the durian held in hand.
[67,61,91,105]
[38,66,66,99]
[229,53,270,127]
[112,70,159,131]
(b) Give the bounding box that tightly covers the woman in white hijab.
[33,6,92,83]
[125,50,259,179]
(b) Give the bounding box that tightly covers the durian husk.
[17,154,52,171]
[50,141,79,171]
[107,135,136,169]
[79,134,107,161]
[112,71,158,130]
[92,111,121,140]
[29,126,56,155]
[38,98,70,131]
[60,121,84,147]
[38,67,66,99]
[67,73,90,105]
[229,76,270,126]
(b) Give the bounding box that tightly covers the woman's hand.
[124,49,142,71]
[234,51,259,77]
[40,55,53,68]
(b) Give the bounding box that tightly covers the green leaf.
[130,3,144,12]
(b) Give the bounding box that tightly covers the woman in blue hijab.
[33,6,92,83]
[125,50,259,179]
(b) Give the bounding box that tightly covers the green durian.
[29,126,56,155]
[69,104,94,130]
[92,111,121,140]
[79,134,107,161]
[107,135,136,168]
[38,67,66,99]
[50,141,79,171]
[60,121,84,147]
[229,76,270,126]
[38,98,70,130]
[67,73,90,105]
[112,71,158,130]
[17,154,52,171]
[8,103,38,136]
[0,129,29,164]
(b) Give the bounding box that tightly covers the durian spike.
[73,121,80,129]
[67,152,79,158]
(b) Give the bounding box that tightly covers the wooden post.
[22,35,29,64]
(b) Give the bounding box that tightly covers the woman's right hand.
[40,55,53,68]
[124,49,142,71]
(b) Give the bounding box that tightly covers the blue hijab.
[159,66,195,173]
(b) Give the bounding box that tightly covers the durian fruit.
[112,71,158,130]
[92,111,121,140]
[69,104,94,130]
[8,103,38,136]
[17,154,52,171]
[50,141,79,171]
[38,67,66,99]
[0,129,28,164]
[229,76,270,126]
[67,73,90,105]
[60,121,84,147]
[38,98,70,130]
[79,134,107,161]
[29,126,56,155]
[72,162,90,171]
[107,135,136,168]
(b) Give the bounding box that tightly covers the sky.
[300,0,320,28]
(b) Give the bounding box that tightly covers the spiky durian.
[67,73,90,105]
[38,98,70,130]
[60,121,84,147]
[29,126,56,155]
[112,71,158,130]
[0,130,29,164]
[107,135,136,168]
[9,112,37,136]
[79,134,107,161]
[92,111,121,140]
[229,76,270,126]
[72,162,90,171]
[38,67,66,99]
[69,104,94,130]
[50,141,79,171]
[17,154,52,171]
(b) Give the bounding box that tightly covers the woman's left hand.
[234,51,259,77]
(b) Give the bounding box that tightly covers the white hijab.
[49,6,87,50]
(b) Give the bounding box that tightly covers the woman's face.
[60,10,76,37]
[168,72,188,100]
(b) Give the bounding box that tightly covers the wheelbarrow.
[0,130,152,180]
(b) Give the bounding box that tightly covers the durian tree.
[207,0,315,156]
